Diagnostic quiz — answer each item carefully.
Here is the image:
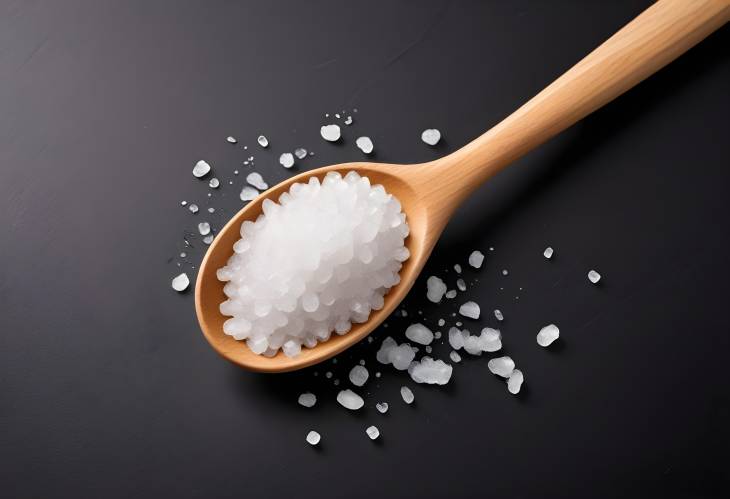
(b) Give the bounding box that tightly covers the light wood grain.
[195,0,730,372]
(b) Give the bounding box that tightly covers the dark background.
[1,1,728,498]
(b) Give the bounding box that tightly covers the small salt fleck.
[588,270,601,284]
[502,269,509,276]
[203,235,214,245]
[544,247,554,259]
[181,200,187,206]
[234,170,239,175]
[209,178,220,189]
[421,128,441,146]
[226,136,237,144]
[445,290,457,299]
[488,356,515,378]
[279,153,295,169]
[240,186,258,201]
[376,402,388,413]
[337,389,364,410]
[355,136,374,154]
[335,113,341,119]
[457,278,466,291]
[198,222,211,236]
[171,273,189,292]
[494,309,504,321]
[325,371,332,379]
[468,250,485,268]
[180,252,186,258]
[365,425,380,440]
[456,322,462,327]
[454,264,462,274]
[306,430,320,445]
[349,365,369,387]
[193,160,211,178]
[400,386,415,404]
[344,116,353,125]
[320,124,341,142]
[375,372,381,378]
[449,351,462,363]
[298,392,317,407]
[246,172,268,190]
[537,324,559,347]
[438,319,445,327]
[434,331,442,339]
[207,207,215,213]
[294,148,307,159]
[257,135,269,148]
[333,379,340,386]
[507,369,524,395]
[188,204,199,214]
[459,301,480,319]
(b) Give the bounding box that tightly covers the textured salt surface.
[408,357,452,385]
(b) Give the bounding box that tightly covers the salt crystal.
[171,273,190,292]
[257,135,269,148]
[459,301,480,319]
[400,386,414,404]
[226,136,237,144]
[507,369,524,394]
[502,269,508,276]
[181,200,187,206]
[478,327,502,352]
[279,153,295,169]
[454,264,462,273]
[335,113,340,119]
[320,124,341,142]
[468,250,484,268]
[426,276,447,303]
[325,371,332,379]
[355,136,374,154]
[408,357,452,385]
[536,324,559,347]
[188,204,199,214]
[456,279,466,291]
[376,402,388,414]
[376,337,397,364]
[390,344,416,370]
[349,365,369,387]
[434,331,441,339]
[488,356,515,378]
[209,178,220,188]
[449,351,461,363]
[336,389,364,410]
[365,425,380,440]
[298,392,317,407]
[405,323,433,345]
[180,252,186,258]
[421,128,441,146]
[344,116,353,125]
[494,309,504,321]
[448,327,465,350]
[438,319,445,327]
[306,430,320,445]
[207,207,215,213]
[588,270,601,284]
[246,172,268,190]
[198,222,211,236]
[294,148,307,159]
[445,290,457,299]
[193,160,211,178]
[203,235,214,245]
[544,247,554,259]
[239,186,258,201]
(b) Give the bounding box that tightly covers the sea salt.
[468,250,484,268]
[449,351,462,363]
[366,426,380,440]
[507,369,524,394]
[320,124,341,142]
[181,201,187,206]
[188,204,199,214]
[356,136,374,154]
[438,319,445,327]
[226,136,237,144]
[171,273,190,292]
[445,290,457,299]
[306,430,320,445]
[193,160,211,178]
[298,392,317,407]
[537,324,559,347]
[494,309,504,321]
[209,178,220,188]
[257,135,269,148]
[279,153,295,169]
[459,301,480,319]
[377,337,416,369]
[294,148,307,159]
[239,186,258,201]
[376,402,388,414]
[203,235,214,245]
[456,278,466,291]
[421,128,441,146]
[349,365,369,387]
[337,389,364,410]
[544,247,554,259]
[454,264,462,274]
[246,172,268,190]
[208,207,215,213]
[400,386,414,404]
[405,323,433,345]
[408,357,452,385]
[588,270,601,284]
[426,276,447,303]
[198,222,211,236]
[344,116,353,125]
[218,172,408,356]
[488,356,515,378]
[502,269,508,276]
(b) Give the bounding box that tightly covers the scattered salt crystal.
[294,148,307,159]
[502,269,508,276]
[478,327,502,352]
[171,273,190,292]
[488,356,515,378]
[320,124,341,142]
[456,322,462,327]
[344,116,353,125]
[355,136,374,154]
[408,357,452,385]
[454,264,462,273]
[375,372,381,378]
[257,135,269,148]
[198,222,211,236]
[456,278,466,291]
[494,309,504,321]
[537,324,559,347]
[421,128,441,146]
[405,323,433,345]
[181,200,187,206]
[239,186,258,201]
[325,371,332,379]
[425,346,432,353]
[459,301,480,319]
[246,172,268,190]
[376,337,397,364]
[445,290,457,299]
[468,250,484,268]
[226,136,237,144]
[438,319,445,327]
[207,207,215,213]
[349,365,369,387]
[279,153,295,169]
[188,204,199,214]
[426,276,447,303]
[306,430,320,445]
[448,327,465,350]
[209,178,220,188]
[335,113,340,119]
[336,389,364,410]
[366,425,380,440]
[434,331,441,339]
[400,386,415,404]
[180,252,186,258]
[376,402,388,413]
[203,235,214,245]
[507,369,524,394]
[588,270,601,284]
[298,392,317,407]
[193,160,211,178]
[544,247,554,259]
[449,351,462,363]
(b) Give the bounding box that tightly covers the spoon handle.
[430,0,729,209]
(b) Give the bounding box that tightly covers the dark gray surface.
[1,1,728,498]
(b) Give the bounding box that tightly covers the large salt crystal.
[337,389,364,410]
[459,301,480,319]
[478,327,502,352]
[400,386,415,404]
[408,357,452,385]
[468,250,484,268]
[537,324,559,347]
[320,124,341,142]
[507,369,524,394]
[376,337,398,364]
[389,344,416,370]
[456,279,466,291]
[356,136,374,154]
[421,128,441,146]
[588,270,601,284]
[192,160,211,178]
[448,327,466,350]
[298,392,317,407]
[488,356,515,378]
[376,402,388,413]
[544,247,554,259]
[366,425,380,440]
[246,172,268,190]
[257,135,269,148]
[426,276,447,303]
[494,309,504,321]
[405,323,433,345]
[348,365,369,387]
[171,273,190,292]
[306,430,320,445]
[219,171,408,357]
[279,153,295,169]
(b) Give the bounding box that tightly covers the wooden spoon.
[196,0,729,372]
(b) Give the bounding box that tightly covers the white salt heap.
[348,365,369,387]
[337,389,364,410]
[426,276,447,303]
[468,250,484,268]
[405,323,433,345]
[218,171,409,357]
[408,357,452,385]
[537,324,559,347]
